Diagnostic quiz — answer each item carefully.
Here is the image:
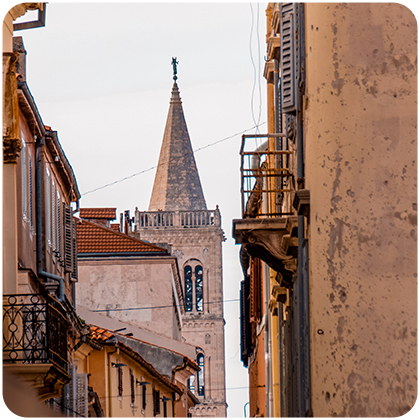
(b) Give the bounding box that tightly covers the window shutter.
[71,214,78,281]
[118,367,123,398]
[142,384,147,410]
[240,278,251,367]
[280,2,298,113]
[75,373,88,417]
[153,389,160,416]
[64,203,73,273]
[22,140,27,218]
[29,156,34,231]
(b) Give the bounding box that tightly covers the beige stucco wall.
[77,258,181,341]
[304,3,417,417]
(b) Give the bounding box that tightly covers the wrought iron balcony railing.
[240,133,295,218]
[3,294,68,374]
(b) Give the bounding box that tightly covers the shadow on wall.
[3,370,61,417]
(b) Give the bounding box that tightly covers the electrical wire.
[92,298,240,313]
[249,3,258,136]
[81,122,266,197]
[49,398,85,417]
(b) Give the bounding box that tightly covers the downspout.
[35,136,64,302]
[264,264,273,417]
[295,4,311,416]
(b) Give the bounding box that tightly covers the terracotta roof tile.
[77,218,167,254]
[79,207,116,220]
[90,325,115,341]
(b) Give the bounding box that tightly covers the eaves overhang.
[77,251,169,259]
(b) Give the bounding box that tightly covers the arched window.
[195,265,203,312]
[185,265,193,312]
[184,260,204,313]
[197,353,205,396]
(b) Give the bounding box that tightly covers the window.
[21,139,27,219]
[197,353,205,396]
[188,375,195,394]
[130,370,135,406]
[185,265,193,312]
[46,168,51,245]
[195,266,203,312]
[52,179,56,250]
[184,260,204,313]
[163,400,167,418]
[153,389,160,416]
[142,384,147,410]
[117,366,123,400]
[28,156,34,232]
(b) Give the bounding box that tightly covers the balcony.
[3,293,70,398]
[135,208,221,229]
[233,133,298,285]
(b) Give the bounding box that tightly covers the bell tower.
[134,59,227,417]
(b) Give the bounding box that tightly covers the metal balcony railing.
[3,294,68,374]
[240,133,295,218]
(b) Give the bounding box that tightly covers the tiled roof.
[77,218,167,254]
[110,223,120,231]
[88,324,184,394]
[79,207,116,220]
[90,325,115,341]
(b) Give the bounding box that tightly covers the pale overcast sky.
[4,1,269,416]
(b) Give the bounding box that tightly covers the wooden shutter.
[64,202,78,281]
[280,3,298,113]
[64,203,73,273]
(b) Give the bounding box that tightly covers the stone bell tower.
[134,59,227,417]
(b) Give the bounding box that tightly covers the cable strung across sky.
[81,122,266,197]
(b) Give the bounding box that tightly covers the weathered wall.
[77,259,181,341]
[305,3,417,416]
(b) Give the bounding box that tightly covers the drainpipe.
[35,136,64,302]
[264,264,273,417]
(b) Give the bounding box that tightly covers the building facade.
[134,74,227,417]
[71,323,199,417]
[234,2,417,417]
[76,209,185,341]
[3,5,87,414]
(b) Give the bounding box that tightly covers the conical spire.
[148,62,207,212]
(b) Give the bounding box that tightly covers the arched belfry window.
[195,265,203,312]
[185,265,193,312]
[184,260,204,313]
[197,353,205,396]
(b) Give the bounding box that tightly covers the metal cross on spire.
[171,57,179,81]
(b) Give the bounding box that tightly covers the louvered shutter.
[153,389,160,416]
[63,203,78,280]
[64,203,73,273]
[29,156,34,231]
[68,364,76,416]
[71,214,78,281]
[240,278,251,367]
[75,373,88,417]
[280,3,298,113]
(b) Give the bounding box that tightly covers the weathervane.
[171,57,179,81]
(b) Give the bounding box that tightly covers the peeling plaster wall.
[305,3,417,417]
